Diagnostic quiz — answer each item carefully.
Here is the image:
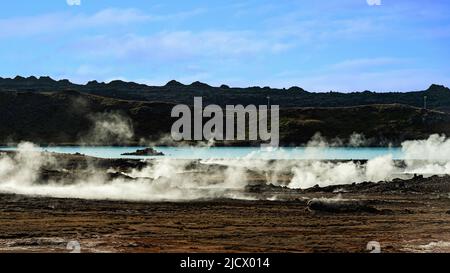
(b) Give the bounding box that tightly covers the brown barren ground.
[1,192,450,253]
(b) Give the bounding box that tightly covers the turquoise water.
[0,146,404,160]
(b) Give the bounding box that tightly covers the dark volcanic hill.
[1,88,450,146]
[1,76,450,111]
[0,91,175,145]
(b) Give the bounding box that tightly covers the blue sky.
[0,0,449,92]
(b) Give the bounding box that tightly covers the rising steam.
[1,133,450,201]
[81,112,134,145]
[0,144,253,201]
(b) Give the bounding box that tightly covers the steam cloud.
[402,134,450,175]
[0,144,252,201]
[81,112,134,145]
[1,133,450,201]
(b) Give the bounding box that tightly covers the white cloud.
[329,58,405,71]
[72,31,292,62]
[266,16,386,47]
[0,8,204,38]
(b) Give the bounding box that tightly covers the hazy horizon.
[1,74,448,93]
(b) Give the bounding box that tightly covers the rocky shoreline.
[121,147,164,156]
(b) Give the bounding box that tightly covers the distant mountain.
[1,76,450,111]
[1,90,450,146]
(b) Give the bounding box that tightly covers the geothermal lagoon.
[0,146,405,160]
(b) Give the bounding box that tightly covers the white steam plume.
[403,134,450,175]
[81,112,134,145]
[2,134,450,201]
[0,145,252,201]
